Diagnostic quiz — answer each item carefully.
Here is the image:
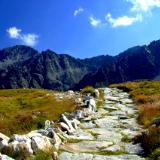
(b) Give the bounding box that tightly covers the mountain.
[74,40,160,88]
[0,40,160,90]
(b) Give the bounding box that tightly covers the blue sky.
[1,0,160,58]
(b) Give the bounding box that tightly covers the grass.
[110,81,160,127]
[0,89,76,136]
[110,80,160,157]
[121,134,132,143]
[96,89,105,108]
[33,151,52,160]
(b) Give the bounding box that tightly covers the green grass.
[33,151,52,160]
[0,89,76,136]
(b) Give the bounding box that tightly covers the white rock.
[0,133,9,141]
[44,120,51,130]
[106,96,120,102]
[31,135,53,153]
[60,122,72,134]
[94,89,100,97]
[71,119,80,130]
[75,110,84,119]
[0,133,9,150]
[88,98,96,112]
[9,134,28,142]
[68,90,74,95]
[0,153,14,160]
[61,114,75,133]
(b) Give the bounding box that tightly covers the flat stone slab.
[104,105,119,111]
[59,152,145,160]
[86,128,122,143]
[94,117,119,128]
[105,96,120,102]
[64,128,94,141]
[96,108,109,117]
[102,144,122,152]
[105,100,116,105]
[124,143,144,155]
[80,121,97,129]
[60,141,113,153]
[120,129,140,139]
[121,99,133,104]
[108,111,127,117]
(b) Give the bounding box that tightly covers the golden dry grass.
[110,80,160,126]
[0,89,76,136]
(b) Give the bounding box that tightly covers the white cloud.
[22,34,39,46]
[87,0,160,28]
[127,0,160,12]
[7,27,21,39]
[89,16,102,27]
[106,13,142,27]
[7,27,39,46]
[74,7,84,16]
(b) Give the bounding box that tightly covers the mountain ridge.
[0,39,160,90]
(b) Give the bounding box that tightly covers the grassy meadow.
[0,89,75,136]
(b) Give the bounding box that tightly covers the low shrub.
[134,127,160,157]
[80,86,95,95]
[137,103,160,127]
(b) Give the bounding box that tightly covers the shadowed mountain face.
[1,40,160,90]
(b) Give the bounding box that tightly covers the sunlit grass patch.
[0,89,76,136]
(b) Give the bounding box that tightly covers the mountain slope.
[75,40,160,88]
[0,40,160,90]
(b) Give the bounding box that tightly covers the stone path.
[59,88,145,160]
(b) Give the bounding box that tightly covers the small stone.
[52,151,58,160]
[125,143,144,155]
